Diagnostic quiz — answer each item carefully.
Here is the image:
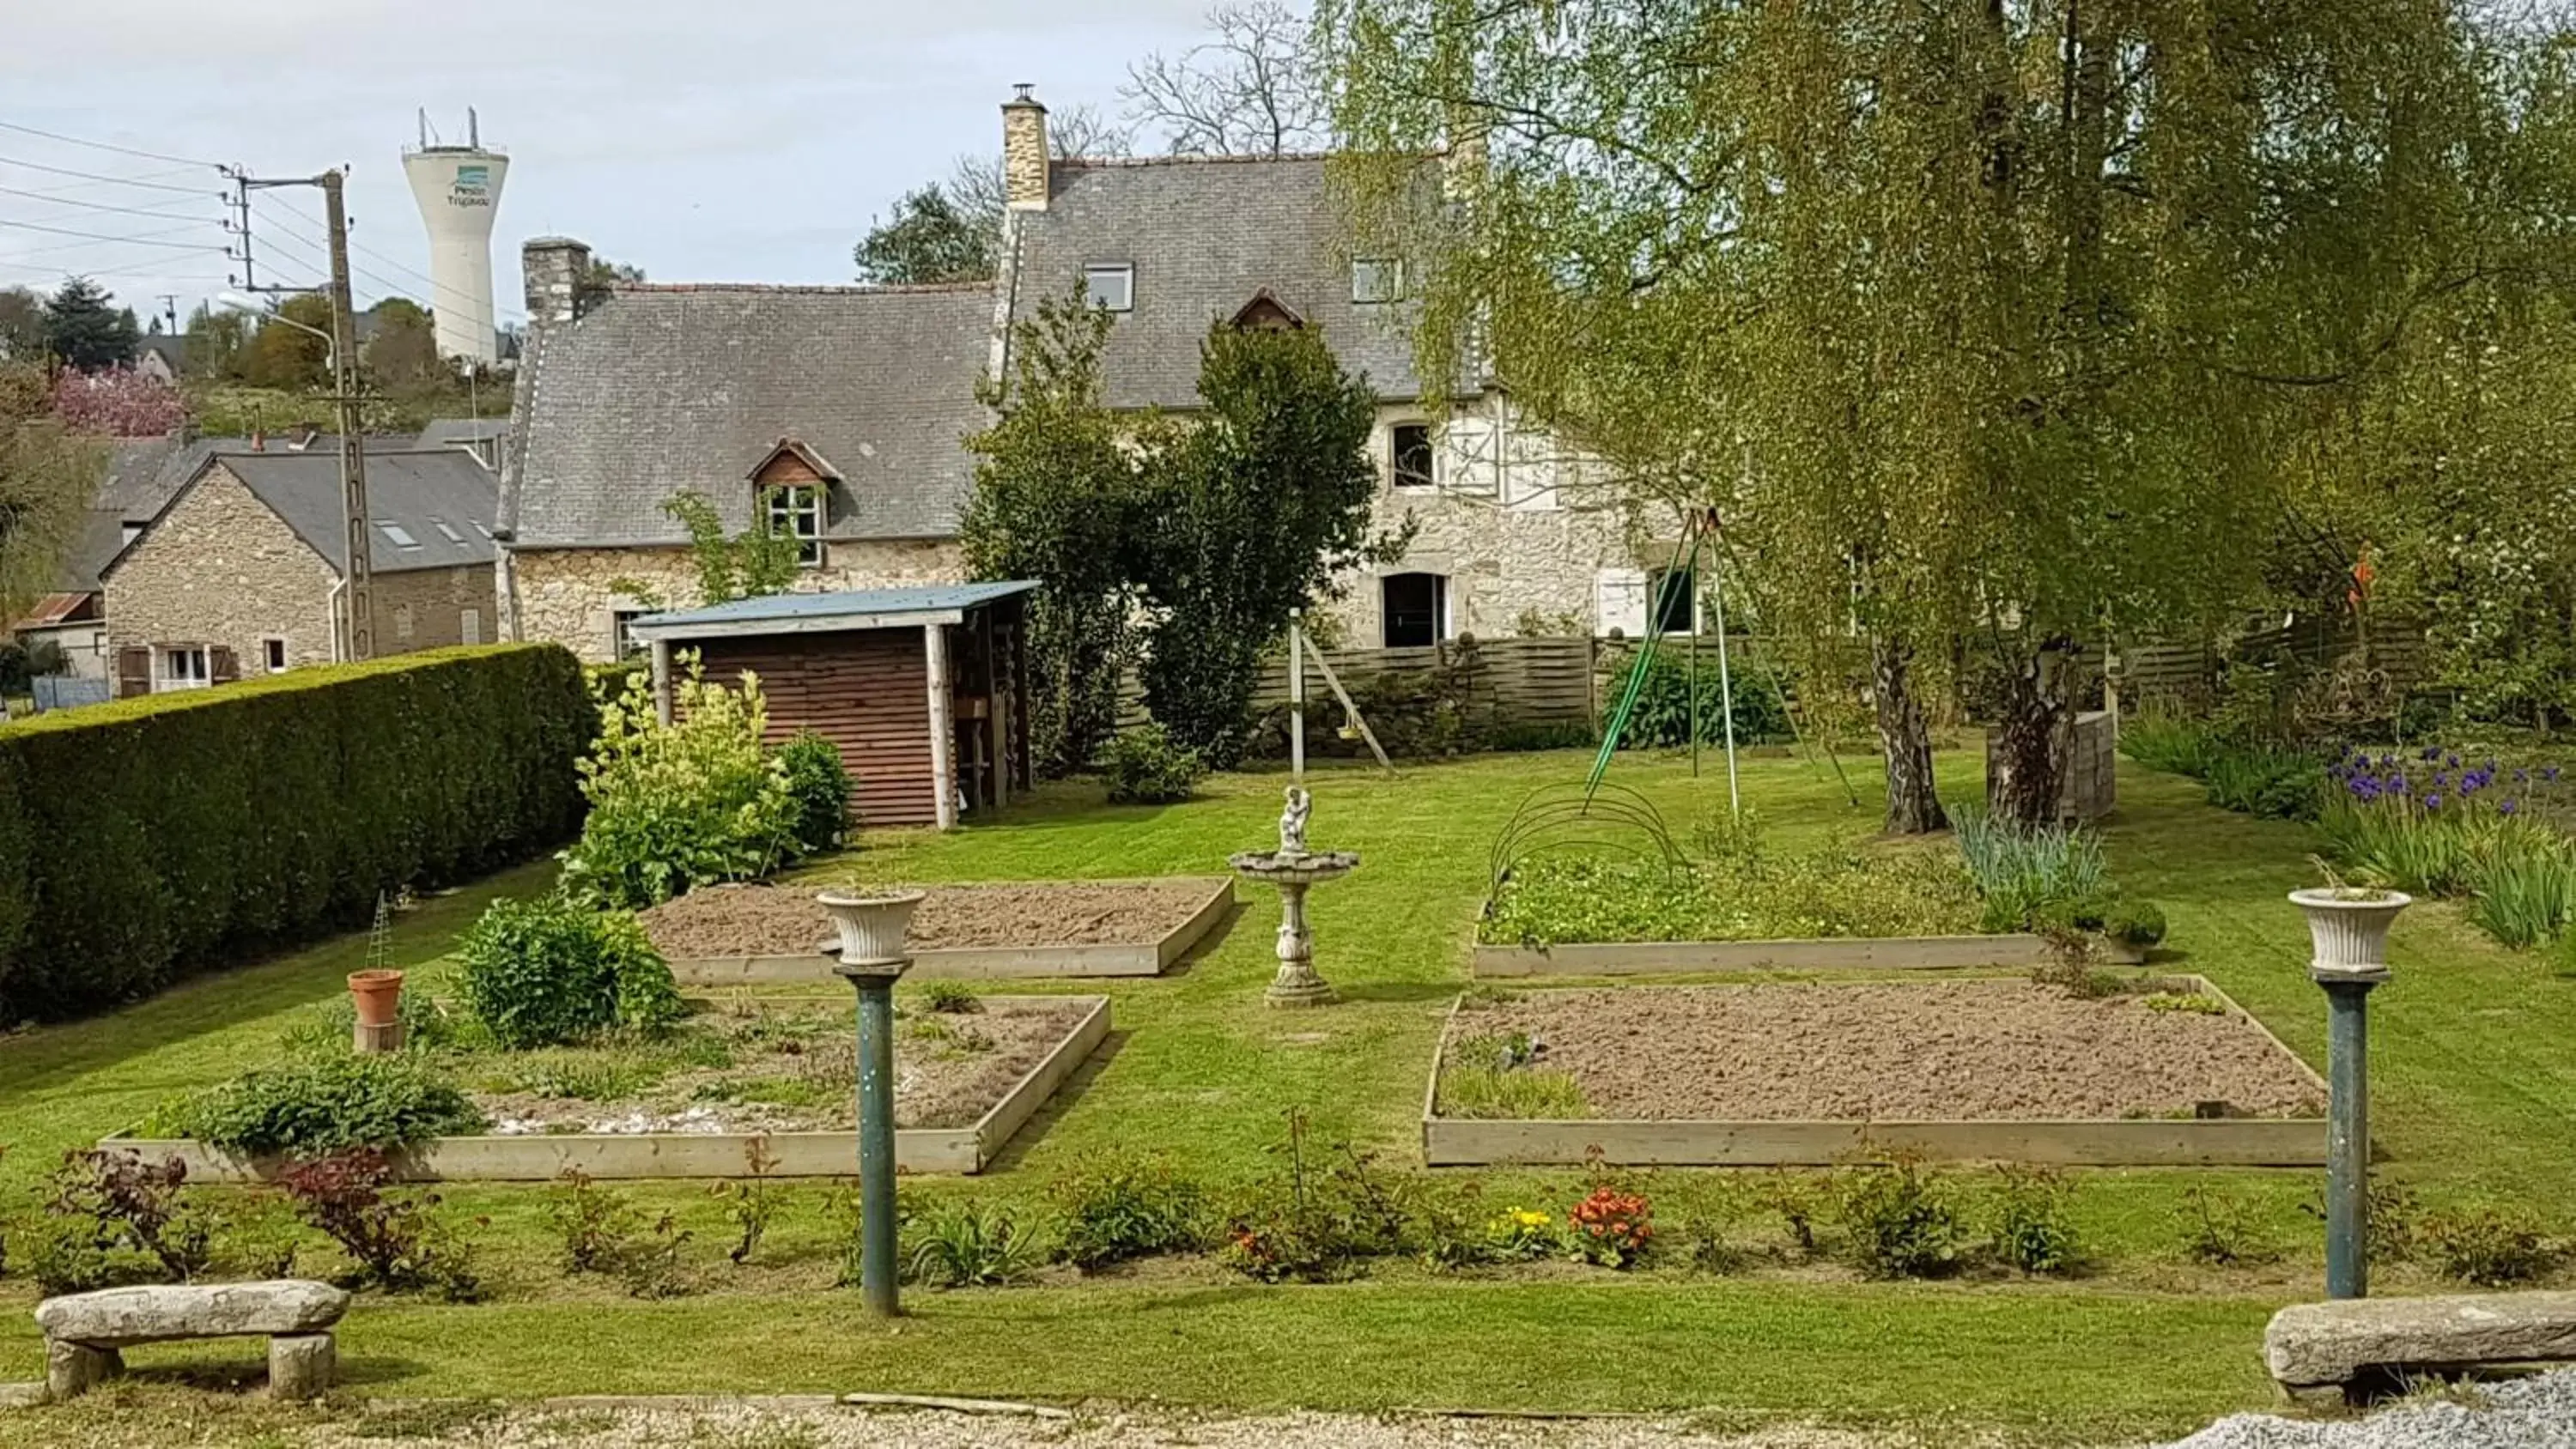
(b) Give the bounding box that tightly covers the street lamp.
[2289,883,2410,1299]
[215,291,336,373]
[817,888,924,1316]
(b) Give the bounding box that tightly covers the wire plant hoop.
[1486,780,1686,898]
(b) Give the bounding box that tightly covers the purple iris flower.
[2448,754,2463,768]
[2516,769,2530,785]
[2547,767,2562,784]
[2422,747,2444,762]
[2424,794,2443,810]
[2391,774,2408,795]
[2500,798,2520,815]
[2433,772,2451,790]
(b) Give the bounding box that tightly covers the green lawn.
[3,748,2571,1440]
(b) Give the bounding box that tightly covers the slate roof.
[415,417,507,450]
[1007,155,1431,409]
[106,449,498,580]
[504,283,996,549]
[629,580,1040,638]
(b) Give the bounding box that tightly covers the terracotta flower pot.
[348,969,404,1028]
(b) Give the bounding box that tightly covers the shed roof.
[629,580,1038,641]
[504,283,997,549]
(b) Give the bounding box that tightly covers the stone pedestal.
[352,1022,405,1054]
[268,1333,335,1399]
[46,1342,118,1402]
[1264,878,1337,1009]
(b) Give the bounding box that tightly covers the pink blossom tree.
[49,367,183,438]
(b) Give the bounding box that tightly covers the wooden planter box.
[106,997,1111,1182]
[667,877,1234,985]
[1421,978,2326,1168]
[1472,932,2148,978]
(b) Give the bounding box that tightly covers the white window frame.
[460,608,482,646]
[1352,258,1405,304]
[764,483,825,567]
[156,645,210,692]
[260,637,288,673]
[611,609,651,660]
[1083,263,1135,313]
[1389,421,1437,492]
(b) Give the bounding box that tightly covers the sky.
[0,0,1213,331]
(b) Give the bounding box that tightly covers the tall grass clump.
[1952,803,2109,933]
[2117,710,2216,777]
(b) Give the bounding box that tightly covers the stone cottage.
[102,448,498,694]
[501,88,1660,663]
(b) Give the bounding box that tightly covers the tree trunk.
[1871,634,1948,835]
[1990,645,2074,826]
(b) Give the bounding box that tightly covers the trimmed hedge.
[0,643,590,1021]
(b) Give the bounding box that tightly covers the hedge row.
[0,643,592,1022]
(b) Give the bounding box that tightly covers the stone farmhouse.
[501,89,1672,664]
[101,447,498,694]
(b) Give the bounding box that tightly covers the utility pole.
[321,171,374,662]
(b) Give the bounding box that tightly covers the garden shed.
[628,581,1038,830]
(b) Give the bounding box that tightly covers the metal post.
[851,973,901,1315]
[2323,975,2379,1299]
[1288,609,1305,785]
[1710,543,1741,818]
[925,621,956,829]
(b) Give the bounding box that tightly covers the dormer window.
[1084,264,1134,312]
[1352,258,1405,304]
[764,484,824,567]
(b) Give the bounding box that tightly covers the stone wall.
[508,539,968,662]
[105,464,337,671]
[373,564,500,652]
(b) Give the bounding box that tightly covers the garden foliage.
[1050,1153,1211,1269]
[1480,832,1980,948]
[279,1149,483,1299]
[2322,747,2576,952]
[558,661,803,910]
[161,1053,485,1157]
[778,731,854,852]
[1609,646,1793,750]
[1103,724,1207,805]
[456,895,685,1050]
[0,644,590,1022]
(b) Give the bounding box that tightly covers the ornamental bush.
[557,662,801,910]
[1103,724,1206,805]
[0,644,588,1022]
[455,895,683,1050]
[162,1054,484,1157]
[778,731,854,853]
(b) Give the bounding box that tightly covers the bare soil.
[1447,980,2324,1121]
[637,878,1221,958]
[471,997,1097,1135]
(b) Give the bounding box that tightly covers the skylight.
[379,523,420,549]
[431,519,466,544]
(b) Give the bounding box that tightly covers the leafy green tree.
[0,361,106,620]
[854,185,994,286]
[180,302,252,379]
[240,294,336,391]
[963,283,1159,777]
[1329,0,2561,827]
[576,257,647,314]
[1132,320,1402,766]
[363,297,442,391]
[40,277,137,372]
[0,288,46,363]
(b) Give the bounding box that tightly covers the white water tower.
[401,109,509,365]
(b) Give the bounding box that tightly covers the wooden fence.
[1119,634,1596,749]
[2111,616,2429,703]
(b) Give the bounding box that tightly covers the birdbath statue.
[817,887,924,1316]
[1230,785,1359,1008]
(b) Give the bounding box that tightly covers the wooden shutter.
[1594,568,1648,640]
[210,646,240,684]
[116,646,152,699]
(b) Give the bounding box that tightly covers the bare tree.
[1121,1,1329,156]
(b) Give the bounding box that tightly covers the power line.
[0,154,217,195]
[266,191,529,319]
[0,118,217,168]
[0,183,221,223]
[0,217,222,250]
[3,165,207,201]
[0,221,210,263]
[0,258,225,283]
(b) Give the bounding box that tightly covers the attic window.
[1084,264,1134,313]
[1352,258,1405,304]
[763,484,824,567]
[430,519,466,544]
[378,523,421,549]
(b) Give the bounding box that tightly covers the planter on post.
[819,889,923,1317]
[2290,886,2409,1300]
[346,971,404,1054]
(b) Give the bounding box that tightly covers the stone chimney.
[1443,106,1489,206]
[1003,84,1050,211]
[522,236,593,326]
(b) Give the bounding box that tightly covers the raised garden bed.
[110,995,1110,1180]
[643,877,1233,984]
[1422,977,2326,1167]
[1473,933,2147,976]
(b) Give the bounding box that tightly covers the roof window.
[379,523,421,549]
[1084,264,1134,313]
[430,519,466,544]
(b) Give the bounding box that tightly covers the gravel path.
[2160,1369,2576,1448]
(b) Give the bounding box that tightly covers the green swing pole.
[1583,530,1699,805]
[1710,518,1741,817]
[1688,525,1701,781]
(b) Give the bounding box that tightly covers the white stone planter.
[2289,888,2410,979]
[817,890,924,967]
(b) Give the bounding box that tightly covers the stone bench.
[2266,1290,2576,1404]
[34,1281,350,1402]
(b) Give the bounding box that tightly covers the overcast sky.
[0,0,1212,330]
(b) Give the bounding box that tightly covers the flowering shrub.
[2321,747,2576,949]
[1567,1185,1653,1268]
[559,661,802,910]
[50,367,182,437]
[1486,1207,1561,1261]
